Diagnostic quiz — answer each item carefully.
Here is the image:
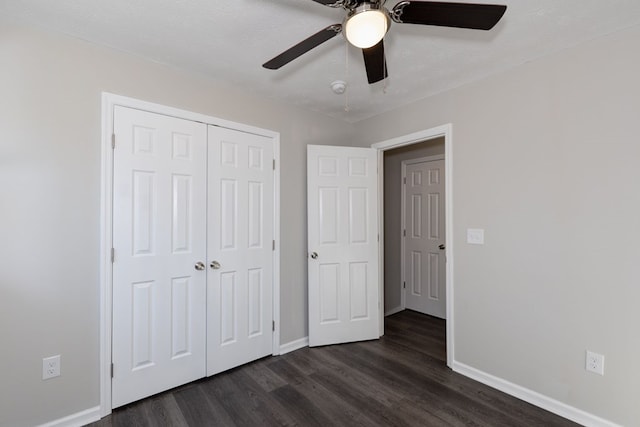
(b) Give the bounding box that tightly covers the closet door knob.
[310,252,318,259]
[194,262,205,271]
[210,260,221,270]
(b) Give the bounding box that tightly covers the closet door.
[207,126,274,376]
[111,106,207,408]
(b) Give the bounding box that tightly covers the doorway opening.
[372,124,453,367]
[384,139,445,317]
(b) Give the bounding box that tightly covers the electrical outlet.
[585,350,604,375]
[42,355,61,380]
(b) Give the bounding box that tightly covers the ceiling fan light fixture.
[344,4,389,49]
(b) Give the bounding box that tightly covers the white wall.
[353,24,640,427]
[383,139,445,313]
[0,21,355,427]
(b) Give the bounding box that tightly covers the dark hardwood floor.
[90,310,579,426]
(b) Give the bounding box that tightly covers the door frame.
[372,123,454,368]
[99,92,281,416]
[400,155,445,313]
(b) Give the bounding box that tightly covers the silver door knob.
[210,260,221,270]
[438,244,445,250]
[194,262,205,271]
[310,252,318,259]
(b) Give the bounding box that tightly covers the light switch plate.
[467,228,485,245]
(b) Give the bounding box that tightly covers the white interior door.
[112,106,207,408]
[403,158,446,318]
[307,145,379,347]
[207,126,274,376]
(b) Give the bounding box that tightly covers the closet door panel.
[207,126,274,376]
[112,106,207,408]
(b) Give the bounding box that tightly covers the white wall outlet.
[585,350,604,375]
[42,355,61,380]
[467,228,485,245]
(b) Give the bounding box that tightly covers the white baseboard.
[279,336,309,355]
[452,361,621,427]
[37,406,101,427]
[385,306,404,317]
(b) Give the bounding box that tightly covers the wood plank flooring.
[90,310,579,426]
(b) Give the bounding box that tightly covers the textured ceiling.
[3,0,640,122]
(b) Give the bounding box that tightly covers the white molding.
[100,92,281,416]
[372,123,454,368]
[404,154,445,165]
[37,406,100,427]
[444,124,454,370]
[272,133,281,356]
[452,362,622,427]
[279,336,309,355]
[384,306,404,317]
[101,93,279,139]
[400,162,406,312]
[377,150,385,336]
[372,125,451,151]
[99,94,114,417]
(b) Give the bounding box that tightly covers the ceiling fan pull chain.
[383,63,388,94]
[344,41,350,112]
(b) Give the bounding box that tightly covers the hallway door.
[403,157,446,318]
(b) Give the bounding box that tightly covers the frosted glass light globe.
[345,9,389,49]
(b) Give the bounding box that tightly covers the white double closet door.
[111,106,274,408]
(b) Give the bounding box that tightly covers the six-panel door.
[206,126,274,376]
[307,145,379,347]
[111,106,208,407]
[403,159,446,318]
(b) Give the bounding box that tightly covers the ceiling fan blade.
[362,40,388,84]
[263,24,342,70]
[310,0,346,7]
[391,1,507,30]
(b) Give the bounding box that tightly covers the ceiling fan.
[262,1,507,84]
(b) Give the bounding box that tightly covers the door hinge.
[273,159,276,170]
[110,248,115,263]
[272,240,275,250]
[111,363,114,378]
[403,177,406,184]
[403,229,406,237]
[272,320,275,331]
[377,234,379,242]
[111,134,115,149]
[403,281,406,289]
